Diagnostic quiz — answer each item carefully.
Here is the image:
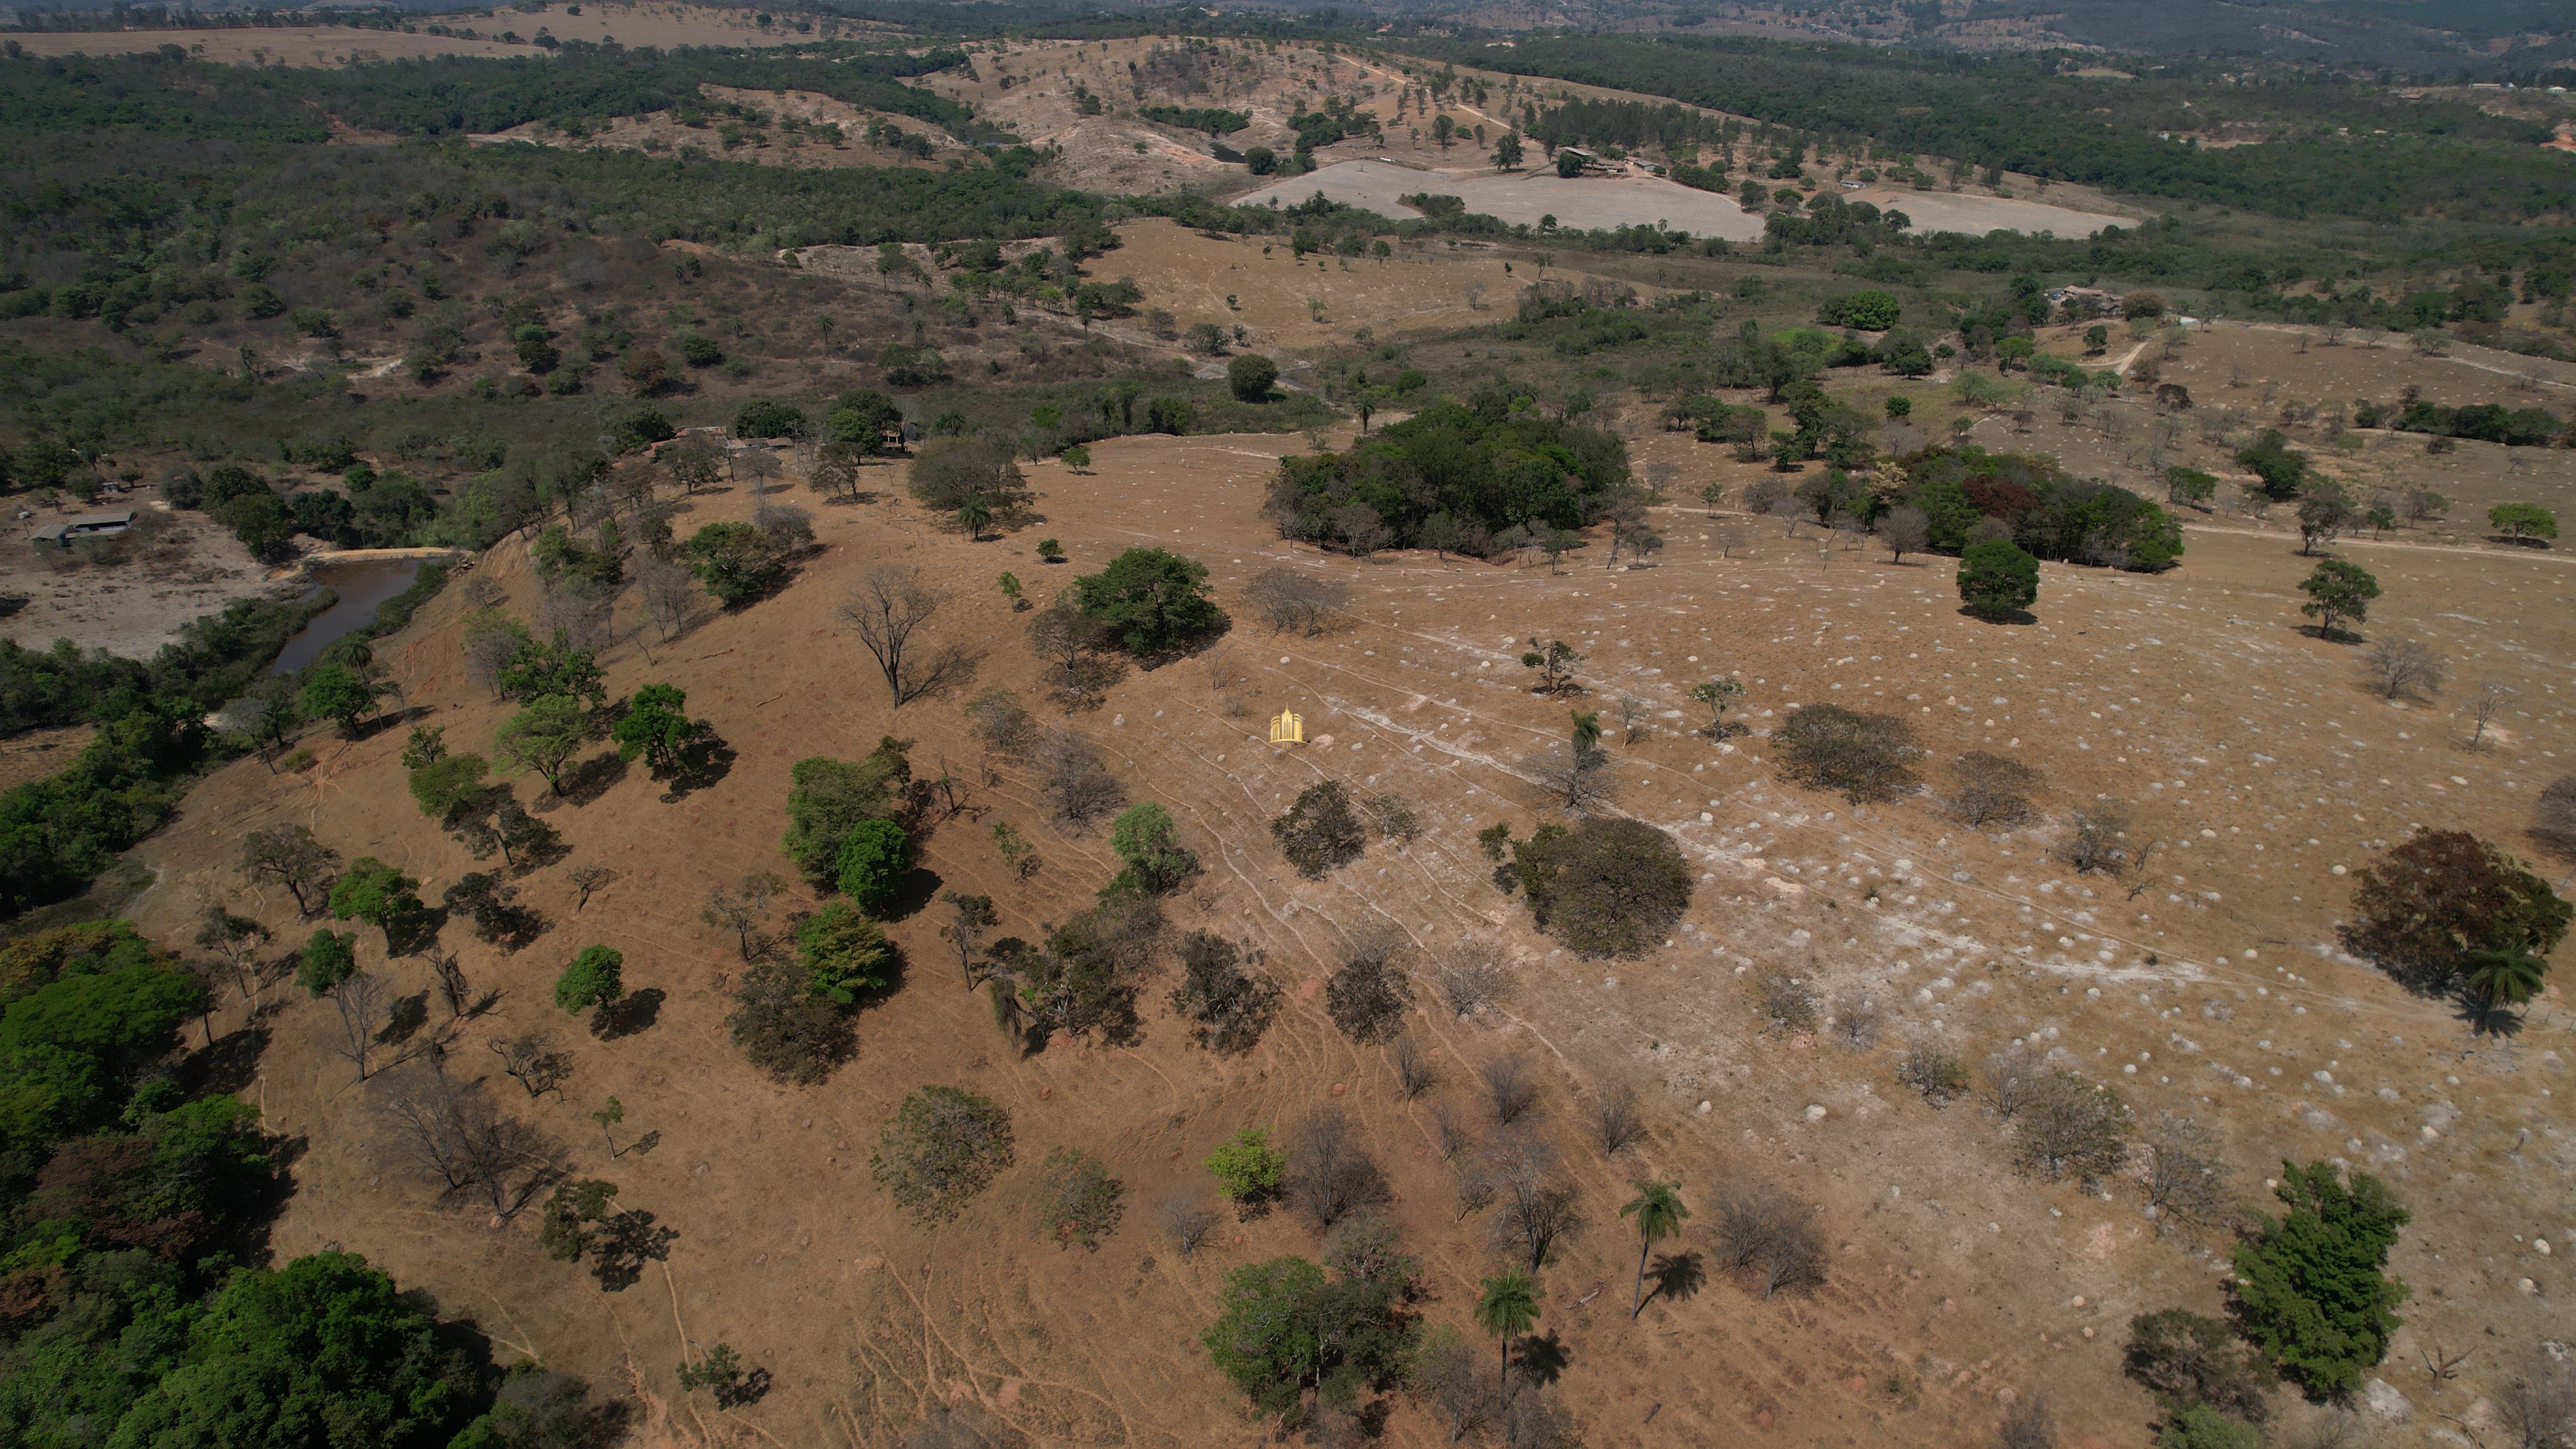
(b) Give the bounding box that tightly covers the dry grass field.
[8,4,834,66]
[116,400,2573,1446]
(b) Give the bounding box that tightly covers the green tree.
[956,494,994,540]
[2234,430,2310,501]
[1958,537,2039,617]
[297,929,358,997]
[997,571,1023,609]
[2230,1161,2410,1399]
[1494,130,1524,170]
[2462,946,2548,1031]
[1110,802,1196,892]
[495,633,605,707]
[1201,1254,1418,1428]
[732,398,809,440]
[834,818,911,914]
[496,694,591,795]
[610,683,713,780]
[298,662,386,737]
[797,899,892,1006]
[106,1251,486,1449]
[556,945,626,1015]
[2343,829,2570,994]
[2296,559,2380,639]
[328,857,426,953]
[680,522,788,607]
[242,825,339,916]
[779,749,907,886]
[1474,1272,1541,1397]
[1060,444,1092,473]
[1620,1180,1688,1318]
[408,752,491,820]
[2488,501,2558,543]
[1073,547,1228,655]
[1688,676,1744,736]
[1228,354,1280,403]
[1206,1126,1288,1202]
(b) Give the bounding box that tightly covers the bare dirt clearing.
[0,506,290,658]
[1241,159,1771,241]
[122,419,2572,1447]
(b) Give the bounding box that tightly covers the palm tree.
[1474,1272,1539,1400]
[2463,946,2547,1033]
[1620,1179,1689,1319]
[957,493,993,541]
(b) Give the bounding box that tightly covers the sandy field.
[1241,161,2131,240]
[113,410,2574,1448]
[1240,159,1772,241]
[0,502,293,659]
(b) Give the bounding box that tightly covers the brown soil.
[0,724,96,789]
[471,84,967,170]
[124,415,2572,1447]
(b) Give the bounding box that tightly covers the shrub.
[1227,353,1280,402]
[1896,1041,1968,1105]
[2125,1309,2275,1421]
[1037,1147,1124,1251]
[2230,1161,2410,1398]
[2157,1403,2262,1449]
[1817,289,1900,330]
[2342,830,2569,993]
[834,818,912,914]
[726,960,856,1084]
[870,1086,1014,1225]
[554,943,623,1010]
[1505,817,1691,958]
[1771,704,1919,802]
[1168,931,1282,1055]
[1950,751,2039,827]
[1324,928,1413,1044]
[1958,537,2039,616]
[1271,781,1366,878]
[1205,1126,1287,1203]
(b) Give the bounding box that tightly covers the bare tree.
[1897,1040,1970,1105]
[1981,1042,2048,1120]
[1433,1100,1476,1164]
[843,567,979,706]
[1432,940,1513,1021]
[2465,681,2510,749]
[1487,1135,1582,1271]
[1831,992,1880,1047]
[1525,735,1615,814]
[2533,774,2576,860]
[1997,1395,2057,1449]
[1759,1212,1827,1298]
[539,580,618,652]
[1751,970,1819,1033]
[1159,1193,1220,1257]
[1951,751,2040,828]
[1390,1034,1437,1099]
[1879,506,1931,562]
[2360,637,2443,701]
[329,971,394,1081]
[1613,693,1648,744]
[1287,1106,1385,1227]
[491,1030,574,1099]
[701,873,780,960]
[1481,1050,1542,1126]
[2015,1071,2132,1185]
[1586,1080,1646,1155]
[1243,567,1348,636]
[2497,1352,2576,1449]
[567,864,613,912]
[2140,1110,2231,1237]
[2061,805,2133,875]
[380,1066,564,1218]
[1032,726,1124,829]
[636,554,700,642]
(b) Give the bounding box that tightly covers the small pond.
[262,559,424,676]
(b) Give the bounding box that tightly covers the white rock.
[2365,1379,2413,1422]
[1803,1104,1828,1121]
[1696,1100,1713,1115]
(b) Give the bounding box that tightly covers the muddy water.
[262,559,422,675]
